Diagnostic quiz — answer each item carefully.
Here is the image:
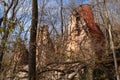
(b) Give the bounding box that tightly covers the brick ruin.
[35,5,106,80]
[35,5,105,66]
[66,5,105,62]
[63,4,106,80]
[36,25,55,66]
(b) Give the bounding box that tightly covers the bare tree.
[0,0,19,69]
[103,0,120,80]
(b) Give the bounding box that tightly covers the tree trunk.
[60,0,63,35]
[28,0,38,80]
[103,0,120,80]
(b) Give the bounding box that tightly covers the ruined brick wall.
[66,4,105,62]
[36,25,55,66]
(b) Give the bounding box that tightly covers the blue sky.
[0,5,4,18]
